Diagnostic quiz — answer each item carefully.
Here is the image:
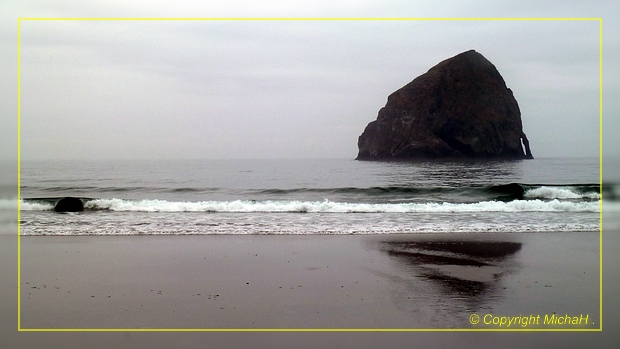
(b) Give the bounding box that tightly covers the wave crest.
[524,186,600,200]
[77,198,599,213]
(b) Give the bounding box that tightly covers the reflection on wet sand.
[370,236,523,326]
[384,240,520,292]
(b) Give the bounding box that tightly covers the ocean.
[15,157,602,236]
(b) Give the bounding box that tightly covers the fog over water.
[16,19,600,161]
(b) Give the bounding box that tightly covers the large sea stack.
[356,50,533,160]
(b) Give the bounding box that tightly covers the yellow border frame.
[17,17,603,332]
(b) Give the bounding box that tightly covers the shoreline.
[19,232,600,329]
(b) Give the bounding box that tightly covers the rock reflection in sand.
[373,236,522,324]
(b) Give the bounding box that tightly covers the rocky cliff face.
[356,50,533,160]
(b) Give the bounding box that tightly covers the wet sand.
[18,232,600,330]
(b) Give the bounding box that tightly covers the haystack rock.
[356,50,533,160]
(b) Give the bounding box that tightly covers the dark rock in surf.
[356,50,534,160]
[54,197,84,212]
[490,183,526,201]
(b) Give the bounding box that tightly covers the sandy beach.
[19,232,600,330]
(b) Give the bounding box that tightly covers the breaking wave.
[18,197,599,213]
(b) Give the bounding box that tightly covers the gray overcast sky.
[18,19,600,160]
[1,0,618,165]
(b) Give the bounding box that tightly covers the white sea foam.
[19,223,600,236]
[23,202,54,211]
[81,198,600,213]
[524,186,600,200]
